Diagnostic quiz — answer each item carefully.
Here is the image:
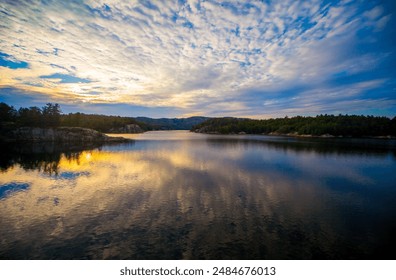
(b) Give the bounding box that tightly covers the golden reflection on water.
[1,131,396,259]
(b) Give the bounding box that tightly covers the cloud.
[239,79,396,118]
[0,0,395,117]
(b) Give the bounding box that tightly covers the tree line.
[0,102,61,128]
[0,102,148,132]
[60,112,149,132]
[2,101,395,136]
[191,115,396,137]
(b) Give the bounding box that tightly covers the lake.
[1,131,396,259]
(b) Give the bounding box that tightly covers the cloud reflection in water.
[0,132,396,259]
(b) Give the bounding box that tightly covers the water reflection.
[1,132,396,259]
[204,136,396,157]
[0,182,30,199]
[0,142,109,175]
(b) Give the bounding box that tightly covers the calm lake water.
[1,131,396,259]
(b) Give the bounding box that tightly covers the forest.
[191,115,396,137]
[0,102,148,133]
[60,112,149,132]
[1,102,62,128]
[135,116,208,130]
[0,102,205,132]
[2,102,396,137]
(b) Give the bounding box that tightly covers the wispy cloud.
[0,0,394,117]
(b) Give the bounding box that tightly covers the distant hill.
[135,116,209,130]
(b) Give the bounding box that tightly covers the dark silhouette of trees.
[60,112,148,132]
[1,102,61,128]
[17,106,42,127]
[42,103,61,127]
[2,101,395,137]
[13,103,61,127]
[0,102,146,133]
[0,102,17,122]
[192,115,396,137]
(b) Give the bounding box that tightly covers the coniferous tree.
[0,102,17,122]
[42,103,61,127]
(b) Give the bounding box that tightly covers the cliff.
[1,127,129,143]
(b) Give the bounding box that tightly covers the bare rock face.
[109,124,143,133]
[8,127,128,143]
[193,126,219,134]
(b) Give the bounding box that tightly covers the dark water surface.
[1,131,396,259]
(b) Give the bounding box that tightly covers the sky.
[0,0,395,118]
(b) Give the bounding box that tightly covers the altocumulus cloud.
[0,0,395,117]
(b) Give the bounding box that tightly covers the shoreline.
[191,130,396,140]
[0,127,132,143]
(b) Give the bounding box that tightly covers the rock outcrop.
[4,127,129,143]
[108,124,144,133]
[192,126,220,134]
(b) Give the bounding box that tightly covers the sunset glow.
[1,0,395,117]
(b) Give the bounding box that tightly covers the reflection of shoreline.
[204,136,396,156]
[267,132,395,140]
[107,131,396,155]
[0,141,133,175]
[1,131,395,259]
[195,131,396,139]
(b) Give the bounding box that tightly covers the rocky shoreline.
[0,127,130,143]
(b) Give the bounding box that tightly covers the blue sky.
[0,0,395,118]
